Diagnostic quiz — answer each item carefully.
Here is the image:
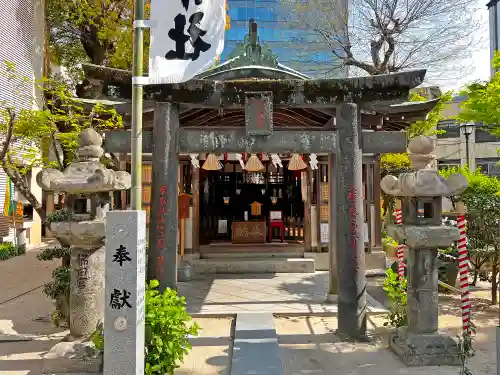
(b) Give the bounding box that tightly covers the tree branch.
[2,155,45,220]
[0,108,15,161]
[51,132,65,170]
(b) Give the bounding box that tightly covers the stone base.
[326,293,338,304]
[389,327,461,366]
[304,252,329,270]
[43,339,102,374]
[178,262,193,281]
[365,248,386,270]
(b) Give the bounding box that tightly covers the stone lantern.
[380,135,468,366]
[37,128,131,339]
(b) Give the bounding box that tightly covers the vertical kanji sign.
[149,0,226,83]
[104,211,146,375]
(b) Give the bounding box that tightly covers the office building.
[221,0,346,77]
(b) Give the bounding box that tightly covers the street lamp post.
[460,122,475,168]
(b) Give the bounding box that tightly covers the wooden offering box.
[231,221,266,244]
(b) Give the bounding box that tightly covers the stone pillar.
[407,248,439,333]
[192,166,200,253]
[148,102,180,291]
[335,102,367,339]
[304,168,312,252]
[327,154,338,297]
[104,211,146,375]
[373,158,382,248]
[70,245,105,338]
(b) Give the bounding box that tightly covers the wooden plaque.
[245,92,273,135]
[178,193,190,219]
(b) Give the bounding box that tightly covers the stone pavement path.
[0,242,66,375]
[178,272,388,315]
[0,246,497,375]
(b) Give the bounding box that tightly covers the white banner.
[149,0,226,84]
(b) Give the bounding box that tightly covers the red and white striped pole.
[394,200,406,279]
[456,202,471,333]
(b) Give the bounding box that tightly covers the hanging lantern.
[245,153,265,172]
[288,153,307,171]
[271,196,278,205]
[202,153,223,171]
[223,196,230,205]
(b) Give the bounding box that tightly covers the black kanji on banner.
[181,0,202,11]
[165,0,212,61]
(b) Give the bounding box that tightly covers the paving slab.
[175,317,234,375]
[231,313,284,375]
[179,272,388,316]
[275,315,495,375]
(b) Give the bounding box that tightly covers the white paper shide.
[149,0,226,83]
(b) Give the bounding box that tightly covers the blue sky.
[445,1,491,91]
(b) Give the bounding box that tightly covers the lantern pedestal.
[390,327,461,366]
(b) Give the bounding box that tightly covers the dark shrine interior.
[187,161,313,245]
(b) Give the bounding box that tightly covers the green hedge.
[0,242,19,261]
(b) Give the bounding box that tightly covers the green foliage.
[45,209,70,226]
[457,325,476,375]
[91,280,199,375]
[0,62,123,219]
[457,51,500,136]
[0,61,123,170]
[37,246,70,326]
[407,91,452,139]
[46,0,151,73]
[382,235,397,248]
[42,265,70,301]
[145,279,199,375]
[380,92,452,179]
[440,166,500,302]
[37,246,70,262]
[0,242,17,261]
[91,322,104,351]
[383,268,408,328]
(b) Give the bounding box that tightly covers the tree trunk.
[472,268,478,286]
[492,263,498,305]
[1,164,44,220]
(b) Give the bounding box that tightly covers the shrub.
[0,242,17,261]
[45,208,69,226]
[145,280,199,375]
[91,280,199,375]
[37,246,70,326]
[383,268,408,328]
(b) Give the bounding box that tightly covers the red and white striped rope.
[457,215,471,333]
[394,208,406,279]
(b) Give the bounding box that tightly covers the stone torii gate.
[91,67,426,339]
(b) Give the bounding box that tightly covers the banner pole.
[130,0,146,210]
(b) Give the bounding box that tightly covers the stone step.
[201,251,302,259]
[231,313,284,375]
[191,258,315,274]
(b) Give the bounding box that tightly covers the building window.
[475,158,500,177]
[437,159,460,171]
[475,128,500,143]
[437,120,460,138]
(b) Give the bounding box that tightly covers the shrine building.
[70,20,438,275]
